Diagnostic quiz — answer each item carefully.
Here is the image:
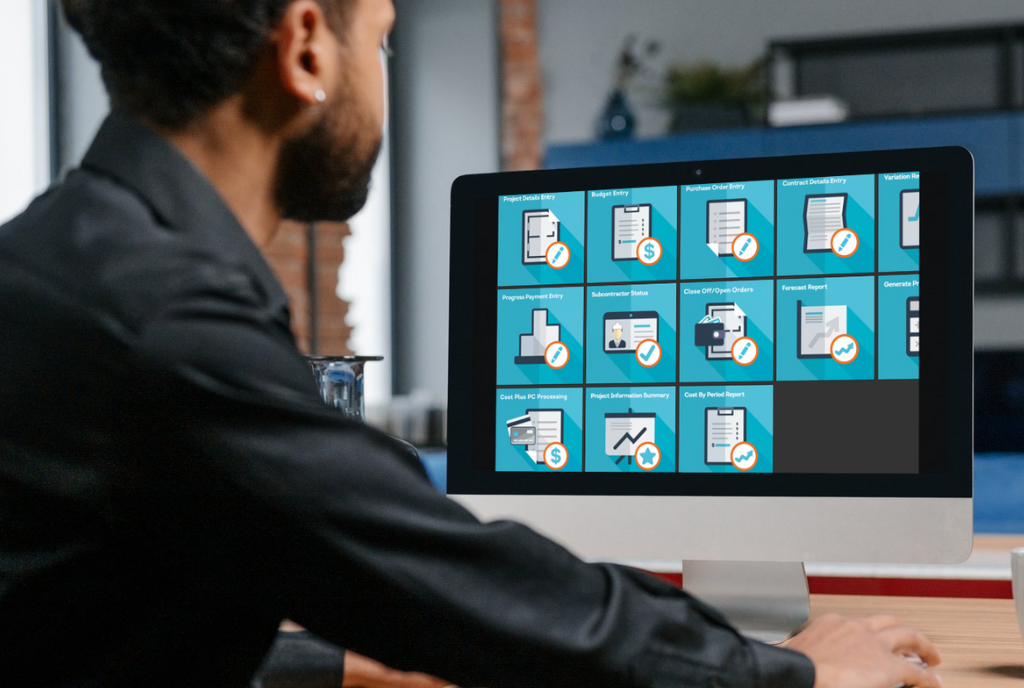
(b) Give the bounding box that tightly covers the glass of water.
[304,355,383,421]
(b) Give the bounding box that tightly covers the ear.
[273,0,340,106]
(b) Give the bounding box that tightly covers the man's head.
[612,323,623,342]
[60,0,394,223]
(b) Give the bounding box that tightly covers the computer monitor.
[446,147,973,641]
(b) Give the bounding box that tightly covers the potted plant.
[663,58,766,132]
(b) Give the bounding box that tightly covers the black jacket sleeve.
[125,279,815,688]
[254,631,345,688]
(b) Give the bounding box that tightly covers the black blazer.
[0,114,814,688]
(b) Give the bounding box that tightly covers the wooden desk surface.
[974,535,1024,551]
[812,594,1024,687]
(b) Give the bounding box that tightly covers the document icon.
[803,194,847,253]
[507,409,564,464]
[900,189,920,249]
[706,199,747,256]
[605,408,656,465]
[797,301,848,358]
[522,209,559,265]
[704,302,746,360]
[705,407,746,465]
[612,204,652,261]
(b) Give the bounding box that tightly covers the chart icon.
[830,334,859,364]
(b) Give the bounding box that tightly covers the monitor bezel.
[447,147,973,499]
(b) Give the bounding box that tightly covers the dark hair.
[61,0,348,129]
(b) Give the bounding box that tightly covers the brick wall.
[262,220,353,355]
[312,221,352,355]
[498,0,544,171]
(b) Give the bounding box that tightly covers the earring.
[314,88,327,104]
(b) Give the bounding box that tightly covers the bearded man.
[0,2,941,688]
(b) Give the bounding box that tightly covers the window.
[0,1,51,223]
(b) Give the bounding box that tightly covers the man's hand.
[783,614,941,688]
[342,650,454,688]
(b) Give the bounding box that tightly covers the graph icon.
[605,408,656,466]
[830,334,859,364]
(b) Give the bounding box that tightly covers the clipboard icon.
[611,204,652,261]
[705,407,746,465]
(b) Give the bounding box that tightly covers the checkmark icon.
[635,339,660,367]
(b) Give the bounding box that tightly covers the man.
[0,1,942,687]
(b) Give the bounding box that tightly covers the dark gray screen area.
[774,380,919,473]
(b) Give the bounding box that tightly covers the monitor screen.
[448,148,972,499]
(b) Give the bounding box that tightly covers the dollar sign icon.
[638,238,660,265]
[544,442,567,469]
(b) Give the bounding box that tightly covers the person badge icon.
[608,322,626,349]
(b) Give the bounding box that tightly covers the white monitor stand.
[683,560,808,643]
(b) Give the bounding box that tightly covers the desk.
[811,595,1024,687]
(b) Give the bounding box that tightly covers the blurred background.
[4,0,1024,458]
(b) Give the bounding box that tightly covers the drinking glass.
[304,355,383,421]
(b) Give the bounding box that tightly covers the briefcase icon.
[695,322,725,347]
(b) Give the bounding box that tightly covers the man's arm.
[121,280,918,688]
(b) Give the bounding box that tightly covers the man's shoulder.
[0,167,265,331]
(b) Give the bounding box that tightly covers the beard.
[275,92,382,224]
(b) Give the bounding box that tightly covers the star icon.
[639,447,657,466]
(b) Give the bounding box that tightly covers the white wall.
[538,0,1024,142]
[390,0,500,399]
[56,18,108,173]
[0,1,51,223]
[339,133,393,405]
